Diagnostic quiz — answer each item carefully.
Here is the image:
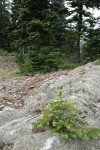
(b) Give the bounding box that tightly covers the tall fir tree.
[82,28,100,61]
[10,0,100,74]
[50,0,68,54]
[65,0,96,62]
[11,0,63,74]
[0,0,11,51]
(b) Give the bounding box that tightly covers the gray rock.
[0,108,24,127]
[0,62,100,150]
[24,93,48,113]
[3,145,13,150]
[0,110,41,144]
[12,132,100,150]
[24,65,100,126]
[0,85,5,91]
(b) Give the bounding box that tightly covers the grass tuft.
[0,68,20,80]
[94,59,100,66]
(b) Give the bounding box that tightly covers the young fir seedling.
[34,90,100,140]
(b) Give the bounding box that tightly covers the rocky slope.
[0,56,100,150]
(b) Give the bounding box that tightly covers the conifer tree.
[11,0,63,74]
[65,0,96,62]
[50,0,68,54]
[10,0,100,73]
[0,0,11,50]
[82,28,100,61]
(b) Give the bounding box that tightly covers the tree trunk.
[18,46,25,60]
[76,37,80,63]
[76,4,83,63]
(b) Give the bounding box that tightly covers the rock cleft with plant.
[34,90,100,140]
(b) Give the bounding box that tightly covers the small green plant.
[34,90,100,140]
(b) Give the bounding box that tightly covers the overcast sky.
[92,9,100,18]
[9,0,100,18]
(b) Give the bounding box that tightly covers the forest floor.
[0,56,19,80]
[0,56,68,110]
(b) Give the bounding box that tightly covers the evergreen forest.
[0,0,100,74]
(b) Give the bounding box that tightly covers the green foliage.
[65,0,96,63]
[59,58,88,70]
[82,29,100,61]
[11,0,64,74]
[19,46,60,75]
[11,0,100,73]
[1,0,99,71]
[0,49,9,56]
[0,49,16,56]
[34,90,100,140]
[0,0,11,51]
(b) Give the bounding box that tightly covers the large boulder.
[24,63,100,126]
[0,108,41,144]
[5,133,100,150]
[0,108,25,127]
[0,62,100,150]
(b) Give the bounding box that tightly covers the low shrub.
[34,90,100,140]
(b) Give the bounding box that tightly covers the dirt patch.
[0,56,69,110]
[0,56,18,71]
[0,70,68,110]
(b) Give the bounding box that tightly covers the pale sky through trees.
[90,8,100,18]
[9,0,100,27]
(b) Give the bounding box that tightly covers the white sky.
[9,0,100,19]
[92,9,100,18]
